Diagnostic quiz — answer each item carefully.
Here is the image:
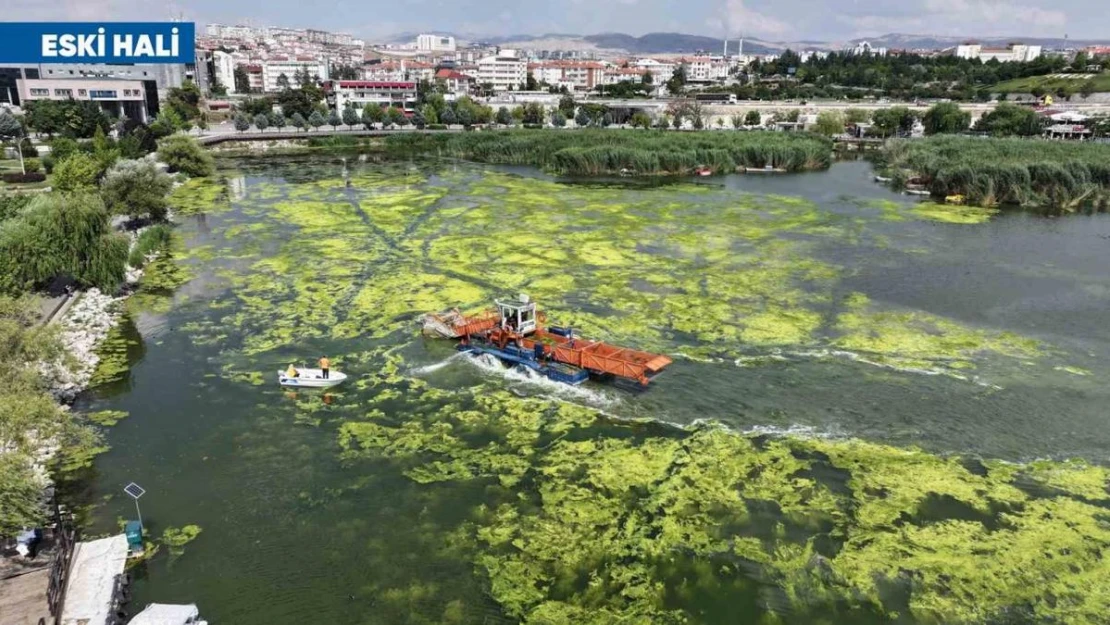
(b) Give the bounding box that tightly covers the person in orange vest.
[319,355,330,379]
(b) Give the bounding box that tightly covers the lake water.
[74,157,1110,624]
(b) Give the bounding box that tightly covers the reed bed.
[385,130,832,176]
[882,136,1110,211]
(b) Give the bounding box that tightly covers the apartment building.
[261,57,328,92]
[477,50,527,92]
[17,78,151,121]
[362,61,435,83]
[529,61,606,91]
[211,51,237,93]
[417,34,456,53]
[434,68,475,95]
[630,58,676,84]
[682,56,730,83]
[954,43,1042,63]
[323,80,418,112]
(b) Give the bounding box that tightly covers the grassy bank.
[881,136,1110,211]
[992,72,1110,94]
[383,129,833,175]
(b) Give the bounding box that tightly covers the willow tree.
[0,193,128,294]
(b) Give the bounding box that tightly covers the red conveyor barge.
[422,295,671,386]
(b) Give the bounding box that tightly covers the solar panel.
[124,482,146,499]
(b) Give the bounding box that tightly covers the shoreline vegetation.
[381,130,834,175]
[880,136,1110,211]
[0,133,212,534]
[210,129,834,176]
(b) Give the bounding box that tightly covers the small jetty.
[423,295,672,386]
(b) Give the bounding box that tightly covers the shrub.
[1,172,47,184]
[128,224,173,268]
[51,153,100,192]
[40,155,54,174]
[23,158,42,174]
[0,193,33,221]
[157,135,214,177]
[426,124,447,130]
[48,137,80,162]
[100,159,173,221]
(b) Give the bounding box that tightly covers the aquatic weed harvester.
[422,295,672,386]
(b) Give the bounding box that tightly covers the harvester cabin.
[496,296,537,335]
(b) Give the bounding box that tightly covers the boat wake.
[465,353,619,407]
[408,353,464,375]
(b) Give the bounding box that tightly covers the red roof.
[335,80,416,89]
[435,69,473,80]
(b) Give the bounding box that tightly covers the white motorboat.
[278,368,347,388]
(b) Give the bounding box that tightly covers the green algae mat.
[75,158,1110,625]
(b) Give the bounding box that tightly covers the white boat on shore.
[277,368,347,388]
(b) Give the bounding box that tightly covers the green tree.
[233,65,251,93]
[630,112,652,129]
[666,65,688,96]
[0,193,128,294]
[385,107,405,128]
[308,110,326,131]
[412,109,426,128]
[575,109,590,127]
[422,104,439,125]
[1072,51,1089,71]
[342,106,360,128]
[165,80,202,122]
[362,105,384,128]
[522,103,544,125]
[813,111,845,136]
[277,73,291,90]
[234,113,251,133]
[157,135,215,176]
[52,153,101,192]
[238,98,273,117]
[253,113,269,132]
[455,105,473,128]
[209,74,227,98]
[525,71,539,91]
[641,71,653,86]
[871,106,915,137]
[327,110,342,130]
[290,112,307,132]
[1080,80,1096,99]
[0,113,27,174]
[973,103,1043,136]
[558,94,576,118]
[922,102,971,135]
[100,159,173,221]
[495,106,512,126]
[844,108,870,124]
[276,88,320,121]
[745,109,762,126]
[440,107,457,126]
[268,111,285,130]
[551,111,567,127]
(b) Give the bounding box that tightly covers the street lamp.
[123,482,146,529]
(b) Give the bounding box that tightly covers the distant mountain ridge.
[385,31,1109,54]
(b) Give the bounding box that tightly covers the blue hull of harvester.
[458,340,589,385]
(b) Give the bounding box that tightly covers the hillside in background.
[386,30,1109,55]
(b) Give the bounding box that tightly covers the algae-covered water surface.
[78,157,1110,624]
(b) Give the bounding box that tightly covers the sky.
[4,0,1105,42]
